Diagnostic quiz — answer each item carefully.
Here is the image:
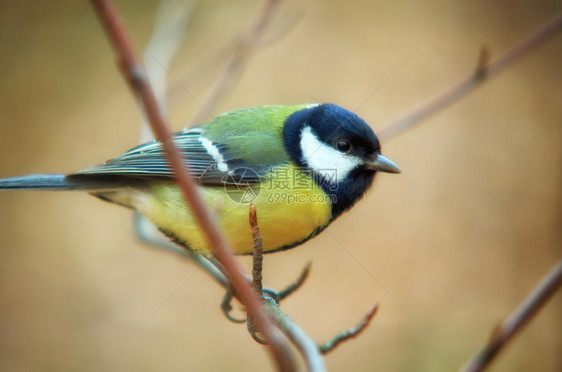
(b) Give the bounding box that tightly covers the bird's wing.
[75,127,276,186]
[76,105,316,186]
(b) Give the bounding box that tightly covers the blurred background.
[0,1,560,371]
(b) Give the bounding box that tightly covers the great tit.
[0,103,400,255]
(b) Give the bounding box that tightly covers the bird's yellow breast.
[133,165,333,255]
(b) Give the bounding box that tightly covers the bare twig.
[474,45,491,78]
[190,0,282,125]
[259,8,303,46]
[248,203,267,344]
[250,203,264,295]
[278,262,312,300]
[246,204,377,368]
[90,1,295,371]
[461,261,562,372]
[379,12,562,140]
[206,197,377,368]
[246,206,329,370]
[140,0,193,143]
[169,6,301,111]
[319,304,379,354]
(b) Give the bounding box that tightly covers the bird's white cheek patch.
[300,126,361,183]
[198,136,229,173]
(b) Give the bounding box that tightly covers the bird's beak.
[364,154,402,174]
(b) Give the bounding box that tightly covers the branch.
[89,1,295,371]
[245,206,379,370]
[190,0,282,125]
[461,261,562,372]
[139,0,193,143]
[250,203,264,295]
[319,304,379,354]
[168,6,301,111]
[379,12,562,140]
[278,262,312,301]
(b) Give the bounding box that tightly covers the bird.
[0,103,400,255]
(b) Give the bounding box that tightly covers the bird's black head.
[283,103,400,217]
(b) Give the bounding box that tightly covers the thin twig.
[140,0,193,143]
[474,45,491,79]
[250,203,264,295]
[248,203,266,344]
[461,261,562,372]
[89,1,295,371]
[190,0,282,125]
[379,12,562,140]
[319,304,379,354]
[259,8,303,46]
[169,6,301,111]
[247,205,325,369]
[278,262,312,300]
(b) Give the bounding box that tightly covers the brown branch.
[461,261,562,372]
[247,205,324,368]
[228,204,379,368]
[248,203,267,344]
[89,1,295,371]
[139,0,193,143]
[278,262,312,301]
[474,45,491,79]
[250,203,264,295]
[169,5,300,112]
[190,0,282,125]
[319,304,379,354]
[379,12,562,140]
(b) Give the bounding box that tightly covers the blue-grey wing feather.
[75,127,268,185]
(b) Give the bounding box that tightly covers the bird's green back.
[202,104,315,166]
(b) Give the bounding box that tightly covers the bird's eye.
[336,139,351,153]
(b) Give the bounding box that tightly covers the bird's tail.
[0,174,131,191]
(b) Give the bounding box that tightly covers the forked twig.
[247,206,379,369]
[319,304,380,354]
[379,12,562,140]
[461,261,562,372]
[89,1,295,371]
[190,0,282,125]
